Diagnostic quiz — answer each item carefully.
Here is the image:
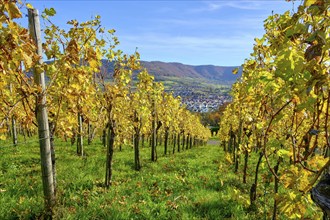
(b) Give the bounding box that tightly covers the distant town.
[167,85,232,113]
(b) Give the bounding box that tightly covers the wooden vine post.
[28,8,55,214]
[151,98,157,161]
[77,112,84,156]
[9,83,17,146]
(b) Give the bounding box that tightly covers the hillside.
[101,60,241,84]
[141,61,240,83]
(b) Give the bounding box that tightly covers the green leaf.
[108,29,116,34]
[296,96,317,112]
[44,8,56,16]
[277,149,292,157]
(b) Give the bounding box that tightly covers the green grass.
[0,137,241,219]
[0,137,322,219]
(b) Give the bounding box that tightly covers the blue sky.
[25,1,298,66]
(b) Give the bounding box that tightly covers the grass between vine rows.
[0,137,322,219]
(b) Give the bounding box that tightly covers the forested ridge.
[0,0,329,219]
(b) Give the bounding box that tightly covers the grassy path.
[207,138,220,146]
[0,139,253,219]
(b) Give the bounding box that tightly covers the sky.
[24,0,299,66]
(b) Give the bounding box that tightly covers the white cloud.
[188,1,264,13]
[154,17,265,30]
[207,2,222,11]
[114,26,259,65]
[223,1,263,10]
[119,33,255,63]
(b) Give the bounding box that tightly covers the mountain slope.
[100,60,240,84]
[141,61,240,83]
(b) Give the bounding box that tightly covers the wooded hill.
[101,60,241,84]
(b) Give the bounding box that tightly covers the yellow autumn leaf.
[0,14,6,23]
[23,53,33,67]
[304,0,318,7]
[288,192,296,200]
[6,2,22,19]
[232,67,239,75]
[26,3,34,9]
[225,152,233,164]
[89,59,99,70]
[0,135,7,140]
